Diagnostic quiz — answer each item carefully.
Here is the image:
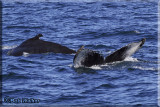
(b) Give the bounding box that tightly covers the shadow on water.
[73,67,98,74]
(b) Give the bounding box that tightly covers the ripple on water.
[6,64,24,71]
[3,89,41,97]
[3,72,30,81]
[2,1,158,105]
[37,83,61,88]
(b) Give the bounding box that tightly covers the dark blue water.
[2,0,158,106]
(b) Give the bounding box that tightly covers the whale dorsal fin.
[30,34,43,40]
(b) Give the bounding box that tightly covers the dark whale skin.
[105,38,146,63]
[73,38,146,68]
[73,49,104,67]
[8,34,76,56]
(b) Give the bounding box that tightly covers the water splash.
[73,57,139,69]
[72,63,103,70]
[89,65,102,70]
[124,57,139,62]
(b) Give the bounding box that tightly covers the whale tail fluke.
[73,38,146,67]
[73,45,84,62]
[73,46,104,67]
[105,38,146,63]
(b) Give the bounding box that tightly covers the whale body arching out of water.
[8,34,76,56]
[73,38,146,68]
[7,34,146,68]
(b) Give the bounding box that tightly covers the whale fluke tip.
[139,38,146,47]
[141,38,146,42]
[141,38,146,43]
[77,45,84,54]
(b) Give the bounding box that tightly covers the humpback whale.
[8,34,76,56]
[73,38,146,68]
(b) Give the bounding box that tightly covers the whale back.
[105,38,146,63]
[8,34,76,56]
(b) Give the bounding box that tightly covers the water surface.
[2,0,158,106]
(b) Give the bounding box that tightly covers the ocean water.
[2,0,158,106]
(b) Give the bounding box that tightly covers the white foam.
[124,57,139,62]
[89,65,102,70]
[23,52,30,57]
[132,66,157,71]
[74,64,84,68]
[134,30,140,34]
[72,62,102,69]
[68,64,73,67]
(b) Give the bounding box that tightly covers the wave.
[96,83,116,89]
[72,56,155,71]
[5,25,43,29]
[2,45,17,50]
[132,66,157,71]
[124,57,139,62]
[2,0,158,4]
[3,72,29,80]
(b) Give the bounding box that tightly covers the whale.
[73,38,146,68]
[8,34,76,56]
